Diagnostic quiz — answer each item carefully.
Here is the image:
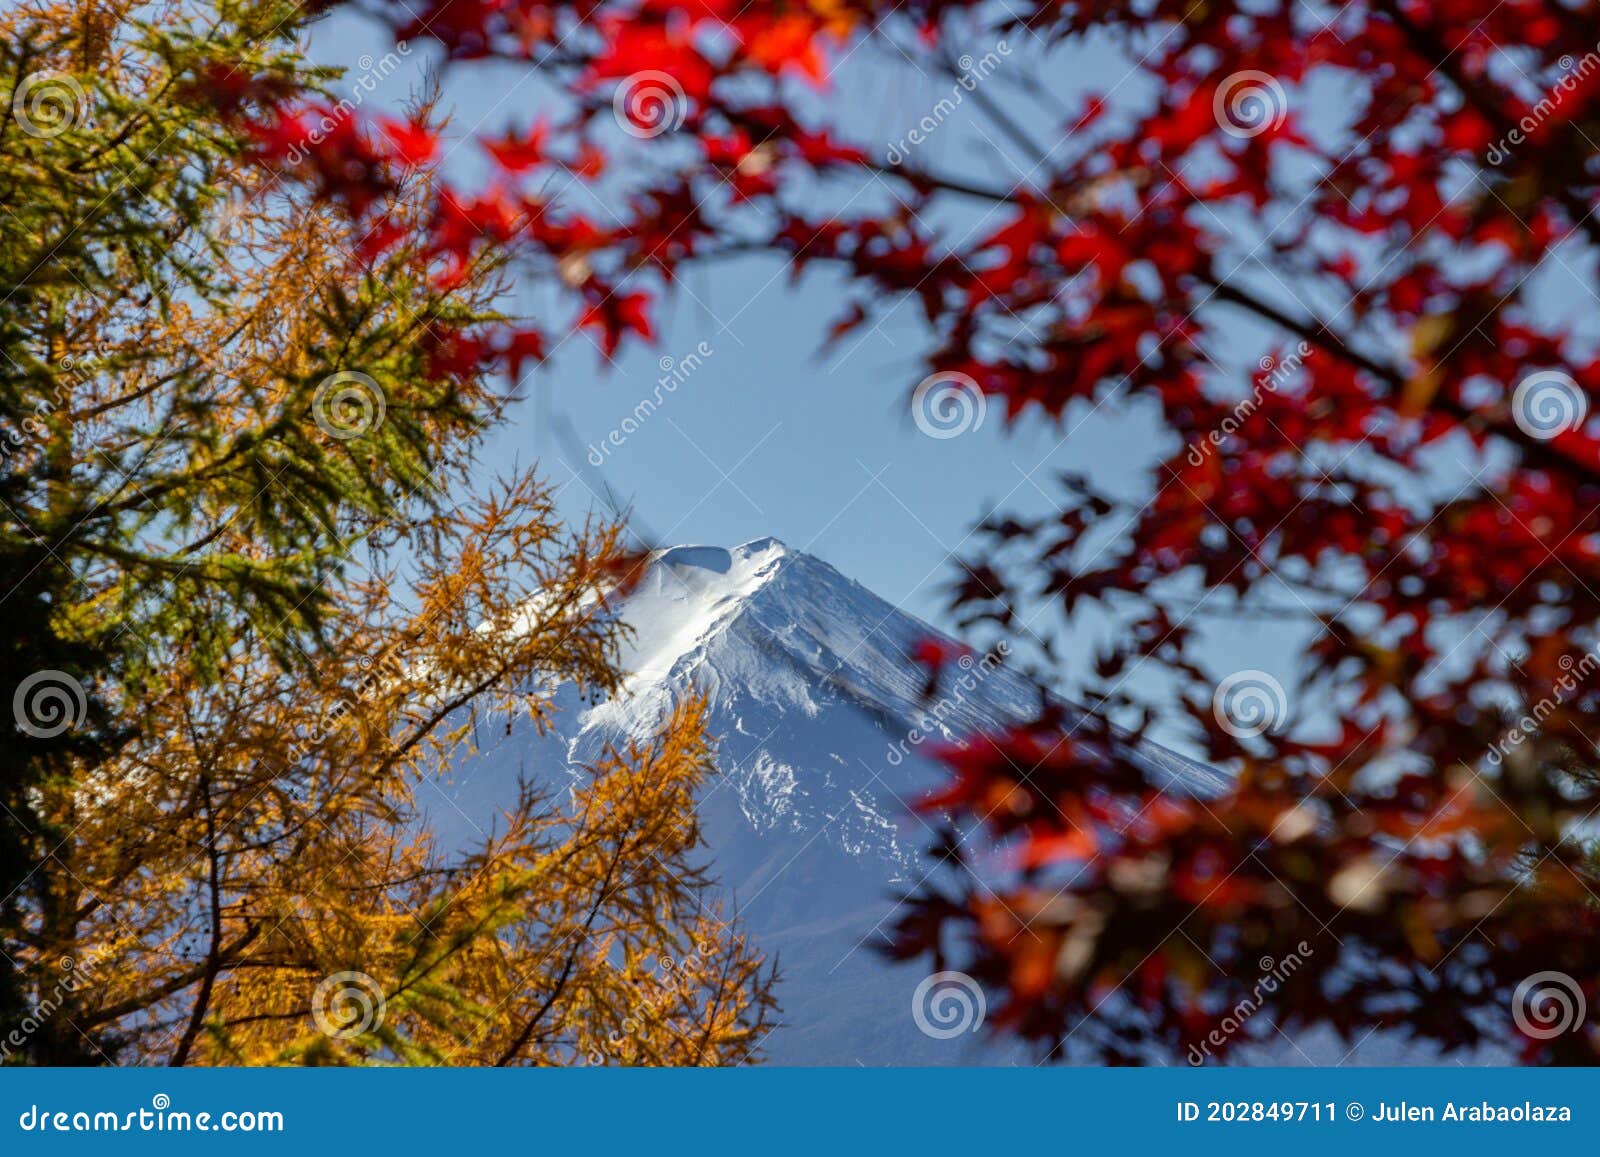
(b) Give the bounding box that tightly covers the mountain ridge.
[437,536,1227,1063]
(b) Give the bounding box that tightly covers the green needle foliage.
[0,0,502,1052]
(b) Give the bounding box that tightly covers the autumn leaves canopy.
[8,0,1600,1066]
[0,0,771,1065]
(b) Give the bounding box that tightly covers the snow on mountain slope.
[427,538,1238,1064]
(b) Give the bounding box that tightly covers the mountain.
[427,539,1229,1062]
[425,538,1249,1063]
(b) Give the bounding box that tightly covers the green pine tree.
[0,0,503,1057]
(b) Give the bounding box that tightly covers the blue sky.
[307,11,1310,751]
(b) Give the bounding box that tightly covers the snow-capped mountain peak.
[610,538,1023,723]
[439,538,1219,1063]
[603,538,789,696]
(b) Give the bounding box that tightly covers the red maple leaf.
[578,290,656,360]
